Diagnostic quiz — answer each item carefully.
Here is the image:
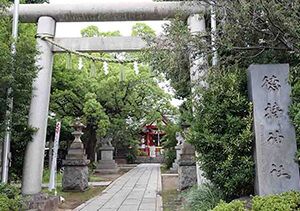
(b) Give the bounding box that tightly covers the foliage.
[212,191,300,211]
[0,184,23,211]
[252,191,300,211]
[189,66,254,199]
[153,0,300,200]
[81,25,120,37]
[144,17,191,99]
[125,139,139,164]
[183,183,224,211]
[212,200,246,211]
[42,168,62,184]
[50,25,176,162]
[131,23,156,39]
[0,0,38,179]
[160,123,180,168]
[290,66,300,160]
[211,0,300,161]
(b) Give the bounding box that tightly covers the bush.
[161,124,180,168]
[0,184,23,211]
[212,191,300,211]
[213,200,246,211]
[189,66,254,199]
[182,183,224,211]
[252,191,300,211]
[290,66,300,160]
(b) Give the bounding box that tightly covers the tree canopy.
[49,25,176,162]
[149,0,300,199]
[0,0,38,179]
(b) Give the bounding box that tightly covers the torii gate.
[8,1,206,195]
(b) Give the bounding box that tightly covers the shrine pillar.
[22,16,56,195]
[187,14,208,186]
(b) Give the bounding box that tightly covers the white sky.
[50,0,167,37]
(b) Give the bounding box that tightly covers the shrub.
[252,191,300,211]
[189,66,254,199]
[290,66,300,160]
[161,124,180,168]
[182,183,224,211]
[212,200,246,211]
[0,184,23,211]
[212,191,300,211]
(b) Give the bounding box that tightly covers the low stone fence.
[135,156,164,164]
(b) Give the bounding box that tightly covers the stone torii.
[8,1,207,195]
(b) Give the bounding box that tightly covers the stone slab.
[248,64,300,195]
[178,165,197,190]
[75,164,162,210]
[62,159,90,166]
[101,150,114,161]
[24,193,59,211]
[62,165,89,191]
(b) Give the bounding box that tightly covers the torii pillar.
[187,14,208,186]
[22,16,56,195]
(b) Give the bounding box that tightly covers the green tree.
[50,25,176,162]
[150,0,300,200]
[0,0,38,179]
[131,23,156,39]
[81,26,120,37]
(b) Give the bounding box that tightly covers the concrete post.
[22,16,56,195]
[187,14,208,186]
[187,14,208,89]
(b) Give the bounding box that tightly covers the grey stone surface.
[178,142,197,190]
[24,193,59,211]
[100,147,114,160]
[248,64,300,195]
[9,2,205,23]
[96,146,119,174]
[178,163,197,191]
[62,165,89,191]
[135,156,164,164]
[75,164,162,211]
[62,118,90,192]
[170,145,182,172]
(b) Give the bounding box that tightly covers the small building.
[140,116,167,157]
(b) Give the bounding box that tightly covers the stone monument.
[248,64,300,195]
[178,141,197,190]
[96,136,119,174]
[62,118,90,191]
[170,132,184,172]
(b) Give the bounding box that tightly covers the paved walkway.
[75,164,162,211]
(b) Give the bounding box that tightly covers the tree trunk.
[85,124,97,162]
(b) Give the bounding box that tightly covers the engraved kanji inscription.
[262,75,281,91]
[267,130,284,144]
[264,102,283,119]
[270,164,291,179]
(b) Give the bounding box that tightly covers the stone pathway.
[75,164,162,211]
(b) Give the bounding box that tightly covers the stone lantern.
[62,118,90,191]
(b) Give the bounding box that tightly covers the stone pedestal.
[170,145,182,172]
[96,146,119,174]
[178,142,197,190]
[248,64,300,195]
[24,193,59,211]
[62,118,90,192]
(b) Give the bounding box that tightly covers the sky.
[49,0,167,37]
[49,0,183,107]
